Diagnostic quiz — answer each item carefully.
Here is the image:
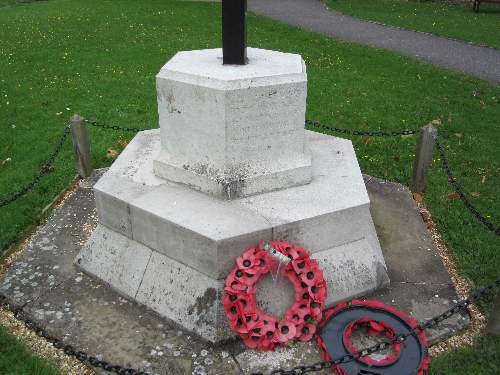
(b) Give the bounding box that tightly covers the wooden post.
[487,291,500,336]
[411,124,437,193]
[70,114,92,178]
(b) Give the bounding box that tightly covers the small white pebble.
[75,277,83,283]
[201,349,208,357]
[221,351,229,359]
[204,358,213,365]
[173,351,181,357]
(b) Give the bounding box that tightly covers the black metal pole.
[222,0,247,65]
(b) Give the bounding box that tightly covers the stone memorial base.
[76,129,389,343]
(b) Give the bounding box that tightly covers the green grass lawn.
[0,324,59,375]
[326,0,500,49]
[0,0,499,373]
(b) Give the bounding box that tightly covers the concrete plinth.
[154,48,312,199]
[76,129,388,343]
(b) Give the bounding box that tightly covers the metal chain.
[253,276,500,375]
[2,276,496,375]
[0,125,71,208]
[0,293,156,375]
[305,119,419,137]
[434,134,499,236]
[85,119,149,132]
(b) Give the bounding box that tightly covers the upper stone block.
[154,48,312,199]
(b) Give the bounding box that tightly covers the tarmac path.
[248,0,500,84]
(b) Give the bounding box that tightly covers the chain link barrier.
[0,125,71,208]
[0,118,498,374]
[0,293,155,375]
[0,119,147,208]
[85,119,150,132]
[434,134,499,236]
[1,277,498,375]
[253,276,500,375]
[305,119,419,137]
[307,119,498,236]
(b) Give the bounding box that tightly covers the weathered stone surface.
[78,225,388,343]
[0,173,470,374]
[236,341,328,374]
[92,130,382,283]
[0,183,97,306]
[75,224,153,299]
[364,176,471,343]
[154,48,312,199]
[24,273,240,375]
[93,130,165,239]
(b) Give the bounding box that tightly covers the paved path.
[248,0,500,84]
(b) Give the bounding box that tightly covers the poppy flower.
[299,264,324,287]
[286,245,308,260]
[291,258,309,274]
[242,333,263,349]
[285,304,309,325]
[259,319,279,349]
[309,300,323,318]
[236,248,261,275]
[309,282,327,302]
[225,269,250,293]
[277,321,297,343]
[246,317,264,336]
[297,323,316,341]
[223,300,242,323]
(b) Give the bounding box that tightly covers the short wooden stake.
[487,291,500,336]
[411,124,437,193]
[70,114,92,178]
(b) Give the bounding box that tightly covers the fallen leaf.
[470,192,480,198]
[117,138,128,148]
[431,118,442,126]
[447,192,460,202]
[56,112,63,116]
[106,148,118,158]
[363,137,372,145]
[412,192,423,204]
[481,176,486,184]
[455,133,464,140]
[1,157,12,165]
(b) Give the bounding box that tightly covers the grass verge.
[325,0,500,49]
[0,324,59,375]
[0,0,499,373]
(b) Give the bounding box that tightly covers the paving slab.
[0,171,468,374]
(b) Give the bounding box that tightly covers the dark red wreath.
[316,300,429,375]
[223,241,327,351]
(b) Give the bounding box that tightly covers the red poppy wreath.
[223,241,327,351]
